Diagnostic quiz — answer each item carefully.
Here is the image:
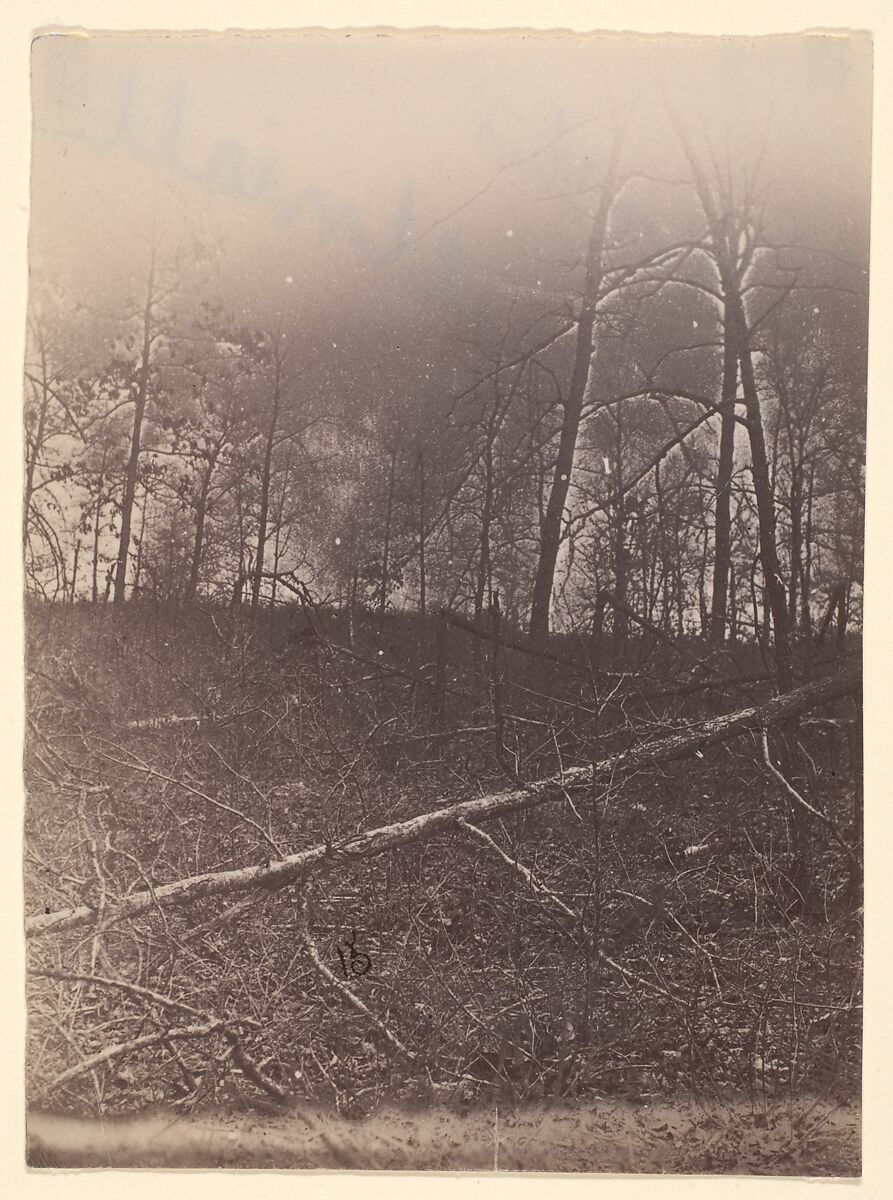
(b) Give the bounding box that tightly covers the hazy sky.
[28,31,872,406]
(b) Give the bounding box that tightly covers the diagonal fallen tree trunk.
[26,669,857,940]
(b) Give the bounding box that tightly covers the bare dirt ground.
[27,1096,859,1174]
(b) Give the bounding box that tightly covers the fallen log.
[26,669,858,940]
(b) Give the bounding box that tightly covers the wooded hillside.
[24,31,866,1165]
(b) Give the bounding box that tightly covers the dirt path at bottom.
[27,1096,860,1175]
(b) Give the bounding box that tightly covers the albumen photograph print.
[23,26,868,1174]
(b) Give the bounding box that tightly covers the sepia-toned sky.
[28,31,872,405]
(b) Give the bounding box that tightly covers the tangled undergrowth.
[25,600,861,1146]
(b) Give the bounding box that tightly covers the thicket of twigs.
[25,598,861,1119]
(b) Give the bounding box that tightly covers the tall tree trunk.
[114,252,156,604]
[417,448,427,622]
[69,539,80,603]
[270,471,289,607]
[91,456,107,605]
[697,520,710,637]
[676,125,792,688]
[91,501,102,604]
[529,304,597,645]
[231,476,249,610]
[611,408,629,645]
[728,561,738,641]
[251,358,281,614]
[529,143,619,645]
[709,311,738,642]
[788,459,804,636]
[800,464,815,642]
[836,586,849,651]
[379,447,397,617]
[637,508,651,621]
[654,461,671,631]
[133,485,148,597]
[729,292,793,690]
[475,436,494,620]
[186,471,211,605]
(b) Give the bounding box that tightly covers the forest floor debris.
[27,1095,860,1174]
